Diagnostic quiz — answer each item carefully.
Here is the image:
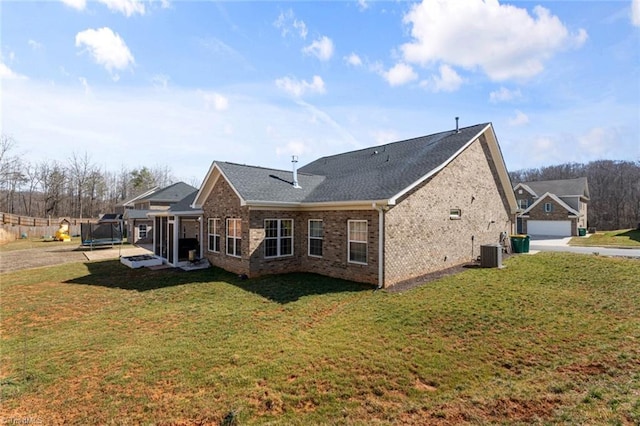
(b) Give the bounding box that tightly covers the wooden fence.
[0,212,98,243]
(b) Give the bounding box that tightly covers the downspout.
[373,203,386,289]
[199,215,204,259]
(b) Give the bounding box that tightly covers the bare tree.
[69,152,93,218]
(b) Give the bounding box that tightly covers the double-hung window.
[138,224,147,239]
[348,220,367,264]
[308,219,323,257]
[208,218,220,252]
[264,219,293,258]
[518,199,528,210]
[226,218,242,257]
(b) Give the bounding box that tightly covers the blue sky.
[2,0,639,185]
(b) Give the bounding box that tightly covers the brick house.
[152,122,518,288]
[514,177,589,237]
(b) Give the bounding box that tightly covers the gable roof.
[520,192,580,217]
[116,186,159,208]
[193,123,517,213]
[138,182,198,204]
[514,177,589,200]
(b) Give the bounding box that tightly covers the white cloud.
[632,0,640,26]
[358,0,369,11]
[401,0,588,81]
[275,75,326,97]
[275,140,309,157]
[79,77,91,94]
[28,40,44,50]
[383,62,418,87]
[344,53,363,67]
[302,36,334,61]
[274,9,308,39]
[203,92,229,111]
[490,87,522,103]
[98,0,145,17]
[0,63,27,80]
[61,0,86,11]
[420,64,464,92]
[508,110,529,126]
[578,127,615,157]
[371,130,399,145]
[151,74,169,89]
[75,27,135,78]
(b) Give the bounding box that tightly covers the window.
[264,219,293,258]
[518,199,529,209]
[138,224,147,239]
[226,218,242,257]
[208,218,220,252]
[308,219,323,257]
[544,203,554,213]
[449,209,462,219]
[348,220,367,264]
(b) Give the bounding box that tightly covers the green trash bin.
[578,227,586,236]
[511,235,524,253]
[522,235,530,253]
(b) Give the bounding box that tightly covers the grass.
[570,229,640,248]
[0,237,133,252]
[1,253,639,424]
[0,237,83,252]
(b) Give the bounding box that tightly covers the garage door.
[527,220,572,236]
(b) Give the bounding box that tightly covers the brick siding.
[384,135,511,287]
[200,134,512,288]
[521,195,578,236]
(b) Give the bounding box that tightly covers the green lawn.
[570,229,640,248]
[1,254,639,425]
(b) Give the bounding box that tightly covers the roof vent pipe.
[292,155,301,188]
[455,117,460,133]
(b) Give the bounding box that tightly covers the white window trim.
[264,219,294,259]
[544,203,553,213]
[347,220,368,265]
[208,218,220,253]
[449,209,462,220]
[518,199,528,209]
[308,219,323,258]
[138,224,147,239]
[226,218,242,258]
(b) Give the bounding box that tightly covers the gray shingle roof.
[518,177,589,199]
[168,190,200,212]
[138,182,198,203]
[300,123,488,202]
[213,123,489,204]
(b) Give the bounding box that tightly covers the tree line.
[509,160,640,231]
[2,134,638,230]
[0,134,176,219]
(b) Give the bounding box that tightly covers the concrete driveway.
[529,235,640,258]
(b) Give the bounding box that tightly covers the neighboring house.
[514,177,589,237]
[114,187,159,215]
[150,122,518,288]
[122,182,197,244]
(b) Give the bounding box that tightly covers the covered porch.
[148,198,206,268]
